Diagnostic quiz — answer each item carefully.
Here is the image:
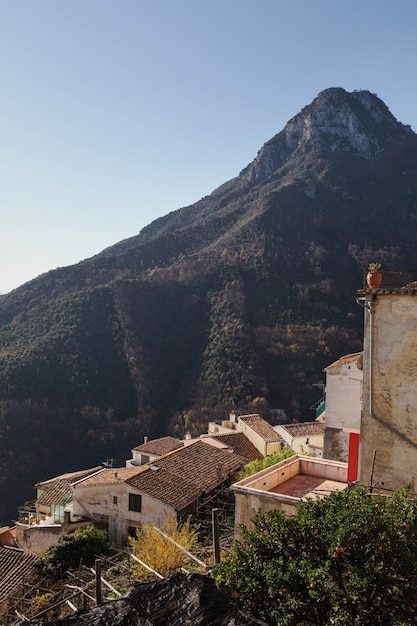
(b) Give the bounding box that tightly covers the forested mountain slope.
[1,87,417,523]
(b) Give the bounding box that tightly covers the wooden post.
[212,508,220,565]
[95,559,102,606]
[369,449,376,493]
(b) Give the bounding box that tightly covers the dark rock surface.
[23,573,268,626]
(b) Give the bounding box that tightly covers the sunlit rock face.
[244,87,412,183]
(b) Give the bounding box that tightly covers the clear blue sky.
[1,0,416,293]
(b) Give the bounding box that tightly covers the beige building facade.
[359,284,417,493]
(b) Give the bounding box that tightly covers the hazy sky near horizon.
[1,0,416,294]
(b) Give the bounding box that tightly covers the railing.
[315,400,326,419]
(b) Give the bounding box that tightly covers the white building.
[323,352,363,463]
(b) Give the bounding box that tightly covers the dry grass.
[128,516,200,577]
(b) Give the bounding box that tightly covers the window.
[113,496,118,505]
[128,493,142,512]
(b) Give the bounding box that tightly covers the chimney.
[144,436,148,444]
[114,471,118,480]
[216,465,222,481]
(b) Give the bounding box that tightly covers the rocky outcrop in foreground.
[23,573,267,626]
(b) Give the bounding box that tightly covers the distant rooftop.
[279,421,325,438]
[325,352,363,370]
[133,436,184,455]
[0,546,37,602]
[36,466,103,506]
[200,431,263,462]
[73,467,146,488]
[239,414,282,443]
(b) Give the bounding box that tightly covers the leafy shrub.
[239,449,295,479]
[36,525,112,578]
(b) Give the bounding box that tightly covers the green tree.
[214,487,417,625]
[36,526,112,578]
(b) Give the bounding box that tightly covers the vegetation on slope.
[0,88,417,522]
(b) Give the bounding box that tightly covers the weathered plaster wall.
[72,484,175,547]
[324,427,350,462]
[16,524,62,556]
[292,433,324,455]
[234,491,298,528]
[360,294,417,492]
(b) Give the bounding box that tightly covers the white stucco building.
[323,352,363,463]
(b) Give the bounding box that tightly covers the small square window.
[128,493,142,512]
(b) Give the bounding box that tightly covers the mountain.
[1,87,417,523]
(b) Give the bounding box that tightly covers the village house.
[34,467,103,523]
[274,421,325,457]
[232,454,348,528]
[126,436,185,467]
[15,467,102,556]
[208,413,284,456]
[358,274,417,493]
[71,440,247,547]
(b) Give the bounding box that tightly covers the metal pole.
[95,559,102,606]
[212,508,220,565]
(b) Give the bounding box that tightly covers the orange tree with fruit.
[213,486,417,625]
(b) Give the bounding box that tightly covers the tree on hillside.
[214,487,417,625]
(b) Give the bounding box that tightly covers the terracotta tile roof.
[126,468,201,511]
[73,467,146,488]
[126,440,247,510]
[280,422,325,438]
[239,414,283,442]
[152,440,246,490]
[36,467,104,506]
[133,436,184,455]
[0,547,37,602]
[325,352,362,369]
[201,432,263,462]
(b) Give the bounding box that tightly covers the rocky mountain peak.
[243,87,413,184]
